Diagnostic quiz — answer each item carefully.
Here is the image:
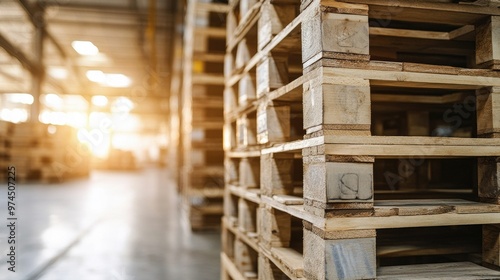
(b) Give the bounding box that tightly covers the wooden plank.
[194,27,226,38]
[370,27,450,40]
[229,184,261,204]
[273,195,304,205]
[226,149,261,158]
[339,0,500,24]
[261,137,324,154]
[377,243,479,258]
[258,0,299,50]
[192,73,225,85]
[227,2,261,52]
[269,247,304,278]
[195,2,231,13]
[371,92,468,104]
[324,212,500,231]
[321,67,500,89]
[221,253,247,280]
[320,135,500,157]
[259,252,298,280]
[374,199,500,216]
[377,262,500,279]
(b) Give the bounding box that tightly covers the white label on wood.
[326,162,373,201]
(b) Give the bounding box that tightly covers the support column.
[30,9,44,123]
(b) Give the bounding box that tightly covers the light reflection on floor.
[0,168,220,280]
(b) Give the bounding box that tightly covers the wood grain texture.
[258,0,299,50]
[302,3,369,64]
[238,198,258,233]
[477,16,500,68]
[484,224,500,266]
[257,102,291,144]
[304,157,374,206]
[478,157,500,201]
[238,72,257,106]
[234,238,258,275]
[259,206,291,247]
[239,157,260,188]
[257,54,290,97]
[261,153,295,196]
[303,80,371,130]
[377,261,500,279]
[477,87,500,136]
[304,228,376,280]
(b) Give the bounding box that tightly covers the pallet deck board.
[377,262,500,279]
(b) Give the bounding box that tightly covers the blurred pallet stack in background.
[0,121,90,183]
[222,0,500,279]
[180,0,230,230]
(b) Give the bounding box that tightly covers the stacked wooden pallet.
[0,121,90,183]
[93,149,138,171]
[181,0,230,230]
[222,0,500,279]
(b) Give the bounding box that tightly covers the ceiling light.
[48,67,68,80]
[105,74,131,88]
[86,70,106,83]
[72,41,99,56]
[44,93,63,108]
[91,95,108,107]
[86,70,132,88]
[4,93,34,105]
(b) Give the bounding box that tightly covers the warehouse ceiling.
[0,0,177,117]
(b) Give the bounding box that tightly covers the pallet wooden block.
[257,101,291,144]
[303,227,376,280]
[484,224,500,267]
[259,205,291,248]
[303,150,374,211]
[301,0,369,65]
[477,87,500,137]
[181,0,228,230]
[476,16,500,70]
[258,0,300,50]
[239,157,260,188]
[257,54,290,98]
[302,74,371,134]
[238,197,258,233]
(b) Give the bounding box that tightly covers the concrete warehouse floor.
[0,168,221,280]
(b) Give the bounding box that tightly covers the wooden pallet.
[0,123,90,183]
[180,0,229,230]
[222,0,500,279]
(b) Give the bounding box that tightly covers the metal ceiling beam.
[0,32,39,74]
[39,1,173,17]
